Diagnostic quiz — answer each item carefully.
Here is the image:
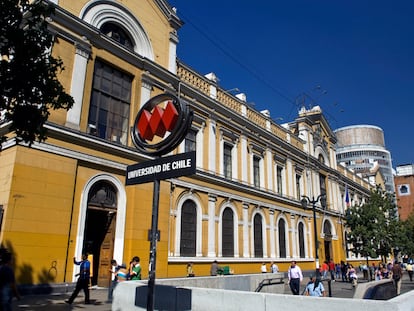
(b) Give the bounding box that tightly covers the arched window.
[254,214,263,257]
[278,219,286,258]
[221,207,234,257]
[298,222,305,258]
[88,181,117,209]
[323,220,332,237]
[101,23,134,49]
[81,2,154,59]
[180,200,197,257]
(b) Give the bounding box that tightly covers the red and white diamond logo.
[131,93,193,156]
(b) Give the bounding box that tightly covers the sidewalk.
[13,287,111,311]
[11,273,414,310]
[283,272,414,298]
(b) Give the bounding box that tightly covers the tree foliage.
[345,185,400,261]
[399,212,414,257]
[0,0,73,147]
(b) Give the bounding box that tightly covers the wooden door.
[97,212,116,287]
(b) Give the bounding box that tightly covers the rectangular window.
[253,155,260,188]
[223,143,232,179]
[276,166,283,195]
[319,173,327,197]
[185,129,197,152]
[88,60,132,145]
[296,174,301,200]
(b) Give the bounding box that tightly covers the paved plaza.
[11,273,414,311]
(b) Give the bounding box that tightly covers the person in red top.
[320,261,329,279]
[329,260,335,280]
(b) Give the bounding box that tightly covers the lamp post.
[301,194,326,278]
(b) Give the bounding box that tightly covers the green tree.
[399,212,414,258]
[0,0,73,147]
[345,185,399,262]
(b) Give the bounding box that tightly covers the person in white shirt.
[270,262,279,273]
[288,260,303,295]
[261,262,267,273]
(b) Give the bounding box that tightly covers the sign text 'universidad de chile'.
[126,151,196,185]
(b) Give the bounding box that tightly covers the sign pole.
[147,178,160,311]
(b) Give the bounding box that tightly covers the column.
[290,214,297,258]
[168,31,179,73]
[196,122,205,168]
[242,203,250,257]
[307,217,314,259]
[207,194,217,257]
[140,79,152,108]
[241,135,248,183]
[266,148,273,191]
[269,209,276,258]
[66,43,90,130]
[208,119,216,172]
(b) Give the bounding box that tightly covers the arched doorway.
[84,181,117,287]
[323,220,333,261]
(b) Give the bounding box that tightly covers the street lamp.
[301,194,326,278]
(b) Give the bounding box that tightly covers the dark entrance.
[323,220,332,261]
[84,181,117,286]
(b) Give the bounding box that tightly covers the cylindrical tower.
[334,125,394,193]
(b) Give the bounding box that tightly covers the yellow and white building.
[0,0,371,287]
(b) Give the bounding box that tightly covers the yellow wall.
[0,146,77,283]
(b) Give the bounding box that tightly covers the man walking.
[406,261,413,282]
[66,253,91,304]
[288,261,303,295]
[391,261,403,295]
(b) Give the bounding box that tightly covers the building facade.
[334,125,395,193]
[394,164,414,220]
[0,0,371,286]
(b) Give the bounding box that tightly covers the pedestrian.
[340,261,348,282]
[0,251,20,311]
[335,263,341,279]
[304,275,326,297]
[270,261,279,273]
[320,261,329,279]
[391,261,403,295]
[406,261,413,282]
[328,260,335,280]
[374,264,382,281]
[108,259,123,302]
[347,264,358,287]
[261,262,267,273]
[210,260,219,276]
[287,260,303,295]
[65,253,91,305]
[187,262,195,277]
[129,256,141,280]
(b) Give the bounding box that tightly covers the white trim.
[217,203,239,258]
[174,193,203,257]
[297,218,308,259]
[276,215,289,259]
[250,209,267,258]
[74,173,126,281]
[80,1,154,60]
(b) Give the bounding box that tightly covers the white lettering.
[163,163,171,171]
[128,164,162,179]
[172,158,192,170]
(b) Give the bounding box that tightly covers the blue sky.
[169,1,414,168]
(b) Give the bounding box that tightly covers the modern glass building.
[334,125,395,193]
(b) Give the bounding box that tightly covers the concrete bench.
[353,279,397,300]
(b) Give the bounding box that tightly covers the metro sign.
[131,93,192,156]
